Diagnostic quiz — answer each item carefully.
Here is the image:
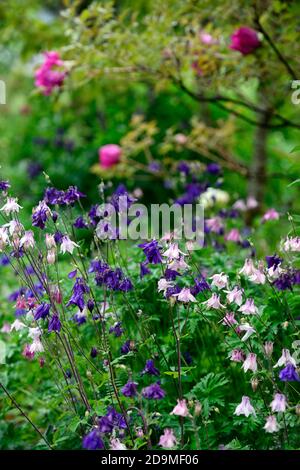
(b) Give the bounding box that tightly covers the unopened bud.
[251,377,259,392]
[47,248,56,264]
[194,401,202,416]
[263,341,273,358]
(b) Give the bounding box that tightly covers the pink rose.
[229,27,261,55]
[35,51,66,95]
[98,144,121,168]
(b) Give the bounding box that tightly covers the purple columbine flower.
[141,359,160,376]
[206,163,221,175]
[98,416,114,433]
[177,161,190,175]
[32,201,51,229]
[88,204,100,226]
[67,277,89,311]
[63,186,86,205]
[82,428,104,450]
[44,187,65,205]
[279,363,300,382]
[121,381,138,398]
[68,269,77,279]
[121,340,131,355]
[118,278,133,292]
[87,299,95,312]
[90,347,98,358]
[142,382,165,400]
[190,276,210,296]
[0,180,10,192]
[34,303,51,320]
[140,262,151,278]
[48,314,61,332]
[109,322,124,337]
[266,254,282,269]
[164,268,180,281]
[273,272,293,291]
[73,216,88,229]
[54,231,63,244]
[138,240,162,264]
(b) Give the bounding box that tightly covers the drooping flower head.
[270,393,287,413]
[234,396,256,417]
[230,27,261,55]
[141,359,160,377]
[142,382,165,400]
[170,399,191,417]
[121,381,138,398]
[82,428,104,450]
[159,428,178,448]
[138,239,162,264]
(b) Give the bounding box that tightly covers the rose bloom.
[99,144,121,168]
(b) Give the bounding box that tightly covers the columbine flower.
[142,382,165,400]
[82,428,104,450]
[203,293,225,309]
[48,314,61,333]
[283,237,300,252]
[234,396,256,417]
[263,341,274,357]
[230,349,245,362]
[274,349,296,368]
[110,438,127,450]
[28,327,41,341]
[210,273,228,289]
[121,381,138,398]
[168,257,190,271]
[173,287,196,303]
[170,399,191,417]
[242,353,258,373]
[270,393,287,413]
[60,236,79,254]
[159,429,178,448]
[225,229,241,243]
[19,231,35,250]
[32,201,51,229]
[239,323,256,341]
[0,197,22,215]
[158,278,174,294]
[238,298,258,315]
[225,286,243,306]
[0,228,9,250]
[0,180,10,192]
[34,303,51,320]
[45,234,56,249]
[205,217,224,233]
[109,322,124,337]
[29,339,44,354]
[262,209,279,223]
[279,364,300,382]
[162,243,186,260]
[239,259,256,276]
[10,319,26,331]
[22,344,35,360]
[248,264,266,285]
[141,359,160,376]
[138,239,162,264]
[264,415,279,433]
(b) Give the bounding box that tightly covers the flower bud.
[263,341,273,358]
[194,400,202,416]
[251,377,259,392]
[46,234,56,249]
[47,248,56,265]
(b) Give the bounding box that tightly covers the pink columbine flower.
[230,349,245,362]
[110,438,127,450]
[35,51,66,95]
[262,208,279,223]
[163,243,186,260]
[234,396,256,417]
[60,236,79,255]
[232,199,247,211]
[0,227,9,249]
[238,298,258,315]
[22,344,35,360]
[222,312,237,327]
[283,236,300,252]
[0,197,22,215]
[239,258,256,276]
[170,399,191,417]
[159,428,178,448]
[205,217,224,233]
[203,293,225,310]
[225,286,243,306]
[239,323,256,341]
[273,349,296,368]
[249,267,266,285]
[242,353,258,373]
[10,319,26,332]
[168,257,189,271]
[19,230,35,250]
[263,341,274,358]
[210,272,228,290]
[264,415,279,433]
[99,144,121,168]
[174,287,196,303]
[225,229,241,243]
[29,339,44,354]
[270,393,287,413]
[1,323,11,333]
[230,27,261,55]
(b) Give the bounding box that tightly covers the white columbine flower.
[239,259,256,276]
[270,393,287,413]
[110,438,127,451]
[20,230,35,250]
[10,319,26,332]
[239,323,256,341]
[158,278,174,294]
[28,327,41,340]
[242,353,258,373]
[29,339,44,354]
[60,236,79,254]
[234,396,256,417]
[3,220,23,235]
[248,267,266,285]
[173,287,196,303]
[162,243,186,260]
[264,415,279,433]
[273,349,297,368]
[225,286,243,306]
[0,197,22,215]
[210,272,228,290]
[0,227,9,250]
